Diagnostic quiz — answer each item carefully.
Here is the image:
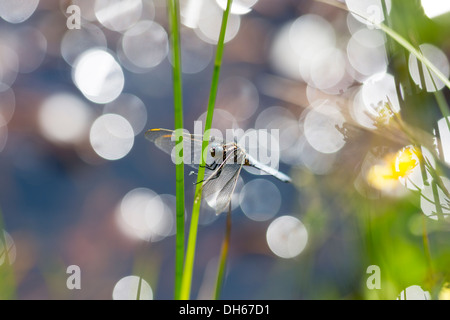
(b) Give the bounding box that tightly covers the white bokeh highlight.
[38,93,93,145]
[116,188,175,242]
[120,20,168,72]
[95,0,143,32]
[408,43,450,92]
[397,285,431,300]
[303,100,346,154]
[73,49,124,104]
[421,0,450,19]
[437,117,450,166]
[215,0,259,15]
[103,93,147,136]
[266,216,308,259]
[345,0,391,27]
[239,179,281,221]
[112,275,153,300]
[0,0,40,24]
[61,23,107,66]
[89,114,134,160]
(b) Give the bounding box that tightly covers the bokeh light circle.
[361,72,400,116]
[239,179,281,221]
[10,26,47,73]
[437,116,450,166]
[215,0,258,15]
[215,76,259,121]
[118,188,160,241]
[345,0,391,27]
[0,88,15,124]
[95,0,143,32]
[266,215,308,259]
[121,20,168,70]
[421,0,450,19]
[0,0,39,24]
[89,114,134,160]
[254,106,299,156]
[0,44,19,92]
[347,28,388,78]
[397,285,431,300]
[303,100,346,154]
[103,93,147,136]
[408,43,450,92]
[310,47,346,90]
[292,15,336,84]
[73,49,125,104]
[0,116,7,154]
[61,23,107,66]
[195,1,241,44]
[168,28,213,74]
[112,275,153,300]
[38,93,93,145]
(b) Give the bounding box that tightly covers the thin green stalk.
[214,204,232,300]
[0,208,16,299]
[167,0,185,300]
[425,62,450,130]
[434,90,450,122]
[136,277,143,300]
[316,0,450,91]
[377,23,450,91]
[422,214,435,288]
[180,0,233,300]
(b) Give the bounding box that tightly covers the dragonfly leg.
[193,164,222,185]
[209,168,223,181]
[200,161,219,171]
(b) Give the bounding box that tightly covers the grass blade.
[316,0,450,91]
[214,204,232,300]
[167,0,185,300]
[377,23,450,91]
[0,208,16,299]
[180,0,233,300]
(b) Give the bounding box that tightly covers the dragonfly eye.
[210,145,223,159]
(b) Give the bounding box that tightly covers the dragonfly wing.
[202,163,241,198]
[202,163,243,215]
[214,164,244,214]
[202,147,245,214]
[145,128,216,167]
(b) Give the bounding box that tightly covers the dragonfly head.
[209,143,224,159]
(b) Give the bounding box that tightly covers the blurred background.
[0,0,450,299]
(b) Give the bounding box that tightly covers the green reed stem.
[0,208,16,299]
[214,204,232,299]
[167,0,185,300]
[180,0,233,300]
[425,63,450,131]
[377,23,450,91]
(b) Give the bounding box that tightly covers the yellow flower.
[367,163,398,190]
[439,283,450,300]
[366,146,420,191]
[393,146,420,179]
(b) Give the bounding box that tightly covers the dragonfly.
[145,128,291,214]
